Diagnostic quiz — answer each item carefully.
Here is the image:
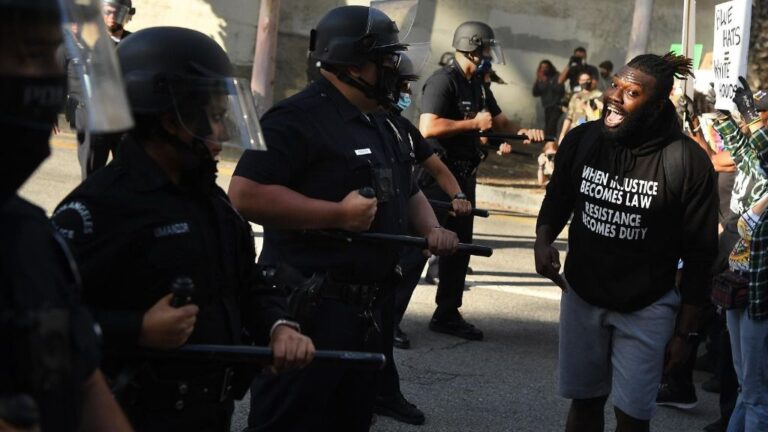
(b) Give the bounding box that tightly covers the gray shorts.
[558,284,680,420]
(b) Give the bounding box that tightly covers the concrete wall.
[129,0,260,65]
[126,0,720,128]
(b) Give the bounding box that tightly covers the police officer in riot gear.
[419,21,544,340]
[102,0,135,42]
[229,3,459,430]
[374,49,473,425]
[0,0,134,430]
[66,0,135,180]
[52,27,315,431]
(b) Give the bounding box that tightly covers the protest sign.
[713,0,752,110]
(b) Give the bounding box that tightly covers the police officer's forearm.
[408,191,440,237]
[79,370,134,432]
[229,177,345,229]
[422,155,462,197]
[419,114,481,139]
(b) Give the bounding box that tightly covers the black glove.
[733,76,760,124]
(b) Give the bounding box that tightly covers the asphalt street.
[22,137,721,432]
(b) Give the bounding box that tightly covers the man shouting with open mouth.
[534,52,718,432]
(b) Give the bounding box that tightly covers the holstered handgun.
[256,264,325,333]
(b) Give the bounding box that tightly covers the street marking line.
[51,138,77,150]
[472,284,562,301]
[51,138,237,177]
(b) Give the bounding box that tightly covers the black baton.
[463,132,558,142]
[337,231,493,257]
[427,199,490,218]
[144,344,387,370]
[352,187,493,257]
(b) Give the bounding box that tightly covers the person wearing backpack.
[534,52,718,431]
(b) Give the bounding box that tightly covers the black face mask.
[0,75,66,204]
[475,57,493,78]
[157,109,218,194]
[335,55,402,112]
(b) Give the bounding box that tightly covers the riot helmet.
[117,26,265,152]
[392,43,431,112]
[309,1,419,111]
[452,21,504,65]
[102,0,135,33]
[117,27,264,190]
[0,0,132,201]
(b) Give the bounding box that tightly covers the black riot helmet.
[0,0,131,202]
[452,21,504,64]
[310,5,407,67]
[102,0,135,28]
[309,3,418,111]
[117,26,265,151]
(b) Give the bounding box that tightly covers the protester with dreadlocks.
[534,52,718,431]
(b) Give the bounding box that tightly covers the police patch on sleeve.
[52,200,94,241]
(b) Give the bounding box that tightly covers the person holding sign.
[719,76,768,432]
[534,53,718,431]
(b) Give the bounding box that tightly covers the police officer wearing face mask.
[419,21,544,341]
[229,4,459,430]
[0,0,134,431]
[373,50,473,425]
[52,27,315,431]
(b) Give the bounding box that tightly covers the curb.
[55,128,544,215]
[476,184,543,216]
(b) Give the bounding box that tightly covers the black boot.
[374,392,426,425]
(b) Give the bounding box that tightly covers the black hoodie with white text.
[537,101,718,312]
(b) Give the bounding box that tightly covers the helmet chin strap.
[336,71,379,101]
[154,125,217,193]
[333,59,399,113]
[461,51,481,65]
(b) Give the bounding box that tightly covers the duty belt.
[320,278,384,342]
[320,279,381,307]
[130,366,235,411]
[448,160,480,178]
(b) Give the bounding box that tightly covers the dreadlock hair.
[627,52,695,101]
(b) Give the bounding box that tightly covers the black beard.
[600,100,661,142]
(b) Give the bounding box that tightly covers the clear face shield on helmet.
[398,42,431,79]
[102,0,133,26]
[484,40,505,65]
[61,0,133,133]
[368,0,418,45]
[168,76,266,154]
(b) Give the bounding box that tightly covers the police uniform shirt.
[52,139,289,371]
[384,113,434,165]
[420,62,502,162]
[1,196,100,431]
[233,77,418,284]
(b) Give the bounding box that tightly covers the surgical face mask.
[396,93,412,111]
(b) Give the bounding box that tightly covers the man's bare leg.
[614,406,649,432]
[566,395,608,432]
